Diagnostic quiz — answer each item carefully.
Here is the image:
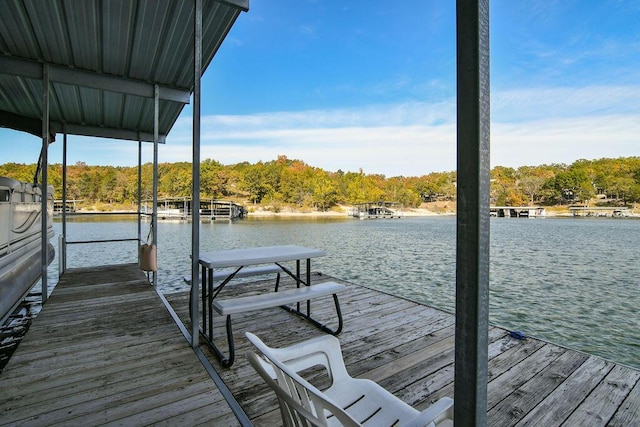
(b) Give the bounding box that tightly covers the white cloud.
[162,121,457,177]
[492,114,639,168]
[163,101,459,176]
[162,84,639,176]
[492,85,640,121]
[4,84,633,175]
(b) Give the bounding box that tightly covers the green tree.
[490,166,517,205]
[311,170,338,211]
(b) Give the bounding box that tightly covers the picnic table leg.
[207,267,213,341]
[273,272,281,292]
[296,260,301,312]
[279,292,344,336]
[201,314,235,368]
[306,258,311,316]
[201,265,207,336]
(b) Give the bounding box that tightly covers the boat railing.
[58,211,149,277]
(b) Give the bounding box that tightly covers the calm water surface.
[54,215,640,369]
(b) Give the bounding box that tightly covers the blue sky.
[3,0,639,177]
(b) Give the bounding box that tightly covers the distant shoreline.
[64,201,639,218]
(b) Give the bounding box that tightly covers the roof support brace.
[49,122,166,144]
[454,0,491,424]
[41,64,50,303]
[0,56,190,104]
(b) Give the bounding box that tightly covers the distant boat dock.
[568,206,630,217]
[349,201,403,219]
[490,206,546,218]
[143,198,246,221]
[53,199,82,215]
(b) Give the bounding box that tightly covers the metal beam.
[0,110,167,143]
[454,0,491,425]
[215,0,249,12]
[49,122,166,144]
[0,56,191,103]
[0,110,55,141]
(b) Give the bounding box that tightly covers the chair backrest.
[245,331,350,385]
[246,350,361,427]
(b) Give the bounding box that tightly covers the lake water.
[53,215,640,370]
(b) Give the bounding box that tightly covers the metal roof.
[0,0,248,143]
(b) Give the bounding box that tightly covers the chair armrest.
[245,332,350,383]
[401,397,454,427]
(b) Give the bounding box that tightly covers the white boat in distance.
[0,176,54,324]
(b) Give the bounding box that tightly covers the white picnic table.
[196,245,344,367]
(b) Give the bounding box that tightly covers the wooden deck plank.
[3,327,186,368]
[487,344,566,410]
[0,334,190,388]
[563,365,640,426]
[3,266,638,427]
[45,377,217,427]
[4,365,212,425]
[608,374,640,426]
[487,350,590,426]
[0,351,203,412]
[165,276,640,427]
[0,264,238,427]
[515,356,613,425]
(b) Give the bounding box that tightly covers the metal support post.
[191,0,203,348]
[454,0,491,425]
[153,86,159,286]
[41,64,50,302]
[137,138,142,252]
[61,131,67,275]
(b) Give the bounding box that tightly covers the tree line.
[2,155,639,210]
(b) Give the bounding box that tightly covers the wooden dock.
[349,202,403,219]
[142,198,247,222]
[165,274,640,426]
[0,264,239,426]
[1,267,639,426]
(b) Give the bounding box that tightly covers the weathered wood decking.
[1,266,639,426]
[166,273,640,426]
[0,264,238,426]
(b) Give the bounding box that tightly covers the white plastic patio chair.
[245,332,454,427]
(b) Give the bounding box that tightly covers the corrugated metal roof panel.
[0,0,247,142]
